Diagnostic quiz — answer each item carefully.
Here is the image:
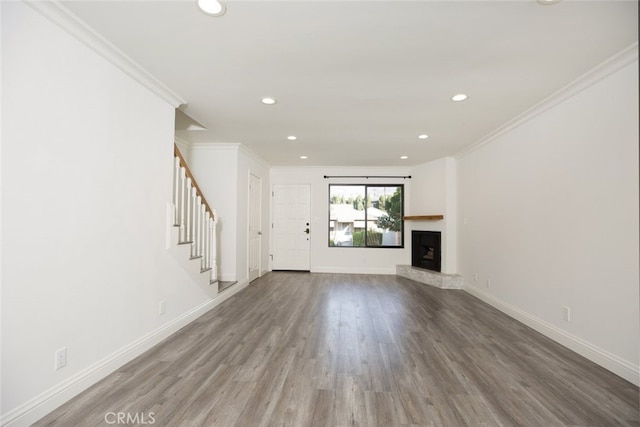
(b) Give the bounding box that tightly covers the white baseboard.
[464,285,639,387]
[1,281,249,427]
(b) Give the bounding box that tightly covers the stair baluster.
[205,214,210,272]
[179,167,187,242]
[173,145,218,285]
[210,213,218,283]
[190,187,196,254]
[173,157,181,226]
[186,178,193,244]
[198,202,204,261]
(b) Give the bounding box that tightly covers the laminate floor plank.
[34,272,639,426]
[334,375,368,427]
[233,346,297,427]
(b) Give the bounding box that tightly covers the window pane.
[367,186,403,247]
[329,185,365,247]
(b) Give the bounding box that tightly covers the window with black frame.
[329,184,404,248]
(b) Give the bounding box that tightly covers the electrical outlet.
[486,279,491,288]
[563,306,571,322]
[159,300,166,316]
[55,347,67,370]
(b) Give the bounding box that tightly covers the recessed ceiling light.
[287,136,297,141]
[196,0,226,16]
[400,156,408,160]
[537,0,561,5]
[451,94,468,102]
[300,156,308,160]
[261,97,277,105]
[418,134,429,140]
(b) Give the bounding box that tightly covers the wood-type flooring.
[35,272,639,426]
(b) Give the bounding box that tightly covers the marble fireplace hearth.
[396,264,463,289]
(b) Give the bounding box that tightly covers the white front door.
[272,184,311,271]
[248,173,262,282]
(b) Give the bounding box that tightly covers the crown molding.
[455,42,638,160]
[25,0,186,108]
[238,144,272,169]
[270,165,412,175]
[189,142,242,152]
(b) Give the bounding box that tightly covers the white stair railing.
[173,145,218,284]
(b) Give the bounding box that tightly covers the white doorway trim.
[248,172,262,282]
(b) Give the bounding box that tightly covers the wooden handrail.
[174,145,214,219]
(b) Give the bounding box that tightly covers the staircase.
[172,145,218,285]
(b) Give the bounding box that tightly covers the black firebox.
[411,231,441,272]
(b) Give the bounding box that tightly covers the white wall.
[175,137,191,165]
[187,144,271,283]
[270,167,412,274]
[408,157,457,273]
[187,144,239,282]
[1,3,219,423]
[456,52,639,384]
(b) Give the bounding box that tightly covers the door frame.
[248,172,262,282]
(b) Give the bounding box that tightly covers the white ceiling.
[61,0,638,167]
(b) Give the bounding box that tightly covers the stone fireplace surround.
[396,227,462,289]
[396,264,462,289]
[397,216,462,289]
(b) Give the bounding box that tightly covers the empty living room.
[2,0,638,426]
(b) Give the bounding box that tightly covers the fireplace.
[411,231,441,272]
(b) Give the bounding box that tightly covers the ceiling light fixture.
[196,0,226,16]
[300,156,308,160]
[261,97,277,105]
[418,134,429,140]
[400,156,408,160]
[451,94,468,102]
[287,136,297,141]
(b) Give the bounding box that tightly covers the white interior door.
[272,184,311,271]
[248,173,262,282]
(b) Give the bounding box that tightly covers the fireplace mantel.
[403,215,444,221]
